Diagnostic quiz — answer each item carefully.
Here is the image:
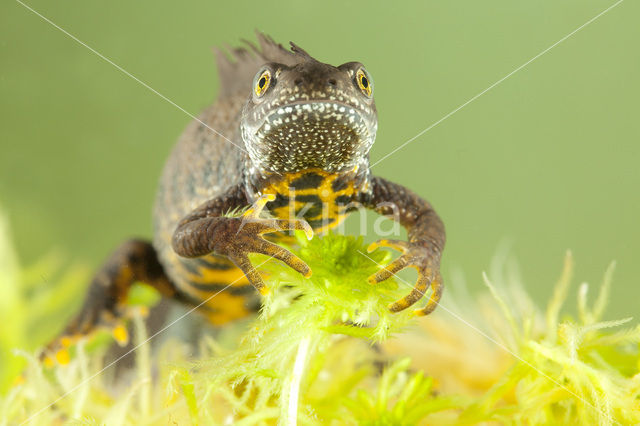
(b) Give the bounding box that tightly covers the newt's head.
[239,42,378,174]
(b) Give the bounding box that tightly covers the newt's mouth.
[260,101,368,130]
[247,101,373,173]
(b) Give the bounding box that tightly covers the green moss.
[187,232,423,423]
[1,225,638,425]
[461,254,640,424]
[0,214,90,395]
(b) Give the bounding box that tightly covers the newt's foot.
[367,239,443,315]
[42,313,132,367]
[220,194,314,294]
[41,287,142,366]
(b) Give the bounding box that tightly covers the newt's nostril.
[294,78,304,86]
[327,78,337,86]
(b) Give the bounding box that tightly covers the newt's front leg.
[172,184,314,294]
[361,176,445,315]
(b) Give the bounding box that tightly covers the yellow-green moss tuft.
[1,226,638,425]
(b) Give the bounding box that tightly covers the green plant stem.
[134,314,151,419]
[282,334,312,426]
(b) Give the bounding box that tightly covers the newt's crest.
[214,33,307,97]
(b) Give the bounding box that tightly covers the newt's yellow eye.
[254,69,271,97]
[356,68,372,97]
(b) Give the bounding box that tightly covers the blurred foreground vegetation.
[1,225,638,424]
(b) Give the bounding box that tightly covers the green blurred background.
[1,0,638,321]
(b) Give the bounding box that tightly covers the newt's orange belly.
[263,168,357,233]
[173,254,255,325]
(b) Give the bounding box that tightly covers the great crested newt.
[45,34,445,362]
